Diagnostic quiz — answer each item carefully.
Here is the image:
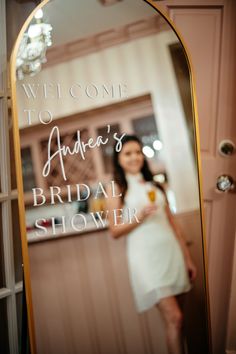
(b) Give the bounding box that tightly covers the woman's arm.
[106,183,157,238]
[165,204,197,281]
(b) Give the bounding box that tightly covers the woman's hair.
[113,134,166,202]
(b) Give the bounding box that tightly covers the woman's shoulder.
[154,181,166,192]
[154,182,169,202]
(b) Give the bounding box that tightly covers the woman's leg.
[157,296,185,354]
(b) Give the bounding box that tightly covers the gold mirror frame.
[10,1,212,353]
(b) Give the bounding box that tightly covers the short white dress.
[124,173,191,313]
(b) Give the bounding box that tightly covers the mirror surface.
[13,0,210,353]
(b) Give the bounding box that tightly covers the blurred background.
[0,1,236,354]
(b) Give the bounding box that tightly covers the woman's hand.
[138,204,158,222]
[185,257,197,282]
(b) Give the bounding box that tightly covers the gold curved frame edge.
[10,0,212,353]
[146,1,212,352]
[10,1,50,353]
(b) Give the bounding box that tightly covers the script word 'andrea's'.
[41,125,126,181]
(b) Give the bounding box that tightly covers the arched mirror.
[10,1,211,353]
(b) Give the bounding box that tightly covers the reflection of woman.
[107,135,197,354]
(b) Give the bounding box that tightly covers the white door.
[156,0,236,353]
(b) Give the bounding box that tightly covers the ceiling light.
[16,13,53,80]
[153,140,163,151]
[142,146,155,158]
[34,9,44,20]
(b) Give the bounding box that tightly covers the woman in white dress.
[107,135,197,354]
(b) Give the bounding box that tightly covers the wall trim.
[45,15,169,67]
